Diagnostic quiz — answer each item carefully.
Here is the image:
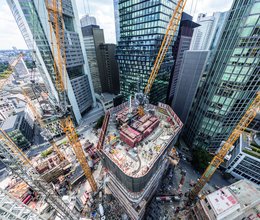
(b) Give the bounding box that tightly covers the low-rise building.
[191,180,260,220]
[97,93,118,112]
[0,93,27,121]
[225,129,260,185]
[1,111,34,151]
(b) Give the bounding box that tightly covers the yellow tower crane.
[45,0,97,191]
[190,92,260,200]
[137,0,187,116]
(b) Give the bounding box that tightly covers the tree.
[191,147,212,173]
[94,115,105,130]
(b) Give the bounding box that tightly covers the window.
[245,15,259,26]
[240,27,253,37]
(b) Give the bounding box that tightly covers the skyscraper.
[99,44,120,94]
[80,14,97,27]
[183,0,260,152]
[81,17,120,95]
[172,50,209,124]
[113,0,120,43]
[167,12,199,104]
[116,0,178,104]
[190,12,228,51]
[7,0,96,123]
[81,22,104,94]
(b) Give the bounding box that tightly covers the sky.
[0,0,233,50]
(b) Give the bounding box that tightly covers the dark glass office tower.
[183,0,260,152]
[167,12,199,105]
[116,0,178,104]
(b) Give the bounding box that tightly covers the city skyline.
[0,0,232,49]
[0,0,259,219]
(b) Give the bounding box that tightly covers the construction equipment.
[45,0,97,191]
[190,92,260,200]
[136,0,187,116]
[0,129,78,220]
[0,53,23,90]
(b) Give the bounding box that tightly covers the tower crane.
[0,53,23,90]
[190,92,260,200]
[45,0,97,191]
[136,0,187,116]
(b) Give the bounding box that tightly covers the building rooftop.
[207,186,240,216]
[1,115,18,132]
[101,102,182,178]
[228,179,260,208]
[241,130,260,159]
[100,93,117,103]
[205,180,260,219]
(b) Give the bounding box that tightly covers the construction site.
[0,0,260,219]
[97,101,182,219]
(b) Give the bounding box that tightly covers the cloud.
[0,0,233,49]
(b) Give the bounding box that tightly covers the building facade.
[113,0,120,43]
[116,0,178,104]
[81,20,120,95]
[1,111,34,151]
[167,12,199,104]
[190,12,228,51]
[183,0,260,152]
[80,14,97,27]
[225,130,260,185]
[7,0,96,123]
[172,50,209,124]
[99,44,120,94]
[81,24,104,94]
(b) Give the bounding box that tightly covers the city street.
[178,159,230,189]
[80,102,104,125]
[146,153,230,219]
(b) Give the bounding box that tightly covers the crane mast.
[45,0,97,191]
[137,0,186,116]
[0,129,78,220]
[190,92,260,199]
[144,0,186,96]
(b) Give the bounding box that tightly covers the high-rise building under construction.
[98,102,182,219]
[183,0,260,152]
[116,0,178,104]
[7,0,96,123]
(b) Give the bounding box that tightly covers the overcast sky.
[0,0,233,50]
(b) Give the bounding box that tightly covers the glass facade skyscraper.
[183,0,260,152]
[116,0,178,104]
[7,0,96,123]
